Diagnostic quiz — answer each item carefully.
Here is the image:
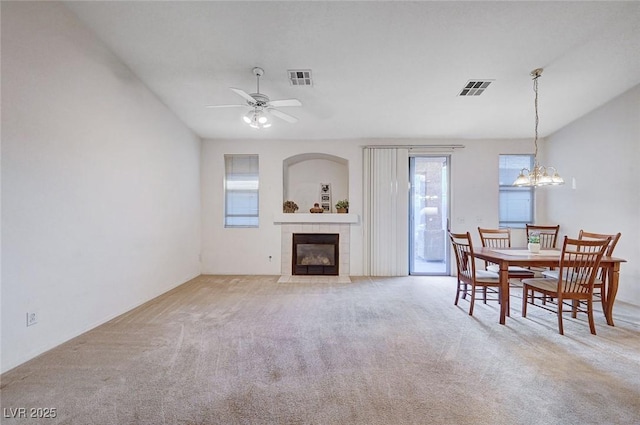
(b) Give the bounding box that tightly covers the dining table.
[473,247,626,325]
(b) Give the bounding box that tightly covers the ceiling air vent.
[458,80,493,96]
[288,69,313,86]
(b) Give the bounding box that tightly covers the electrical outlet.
[26,312,38,327]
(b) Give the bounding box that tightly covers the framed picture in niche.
[320,183,332,212]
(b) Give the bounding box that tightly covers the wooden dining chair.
[526,224,561,286]
[477,227,535,280]
[542,230,621,312]
[449,231,501,317]
[526,224,560,249]
[521,236,610,335]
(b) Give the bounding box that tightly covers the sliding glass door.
[409,156,450,275]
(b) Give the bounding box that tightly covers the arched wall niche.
[283,153,349,213]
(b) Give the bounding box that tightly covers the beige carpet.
[2,275,640,425]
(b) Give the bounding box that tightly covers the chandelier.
[513,68,564,187]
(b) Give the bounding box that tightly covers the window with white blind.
[499,155,534,228]
[224,154,259,228]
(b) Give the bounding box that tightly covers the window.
[224,154,259,227]
[499,155,533,228]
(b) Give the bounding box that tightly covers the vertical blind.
[224,154,259,227]
[363,148,409,276]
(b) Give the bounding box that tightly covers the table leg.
[499,262,509,324]
[605,264,620,326]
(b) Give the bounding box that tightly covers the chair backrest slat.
[478,227,511,248]
[578,230,622,281]
[579,230,621,257]
[526,224,560,249]
[557,236,610,295]
[449,231,476,281]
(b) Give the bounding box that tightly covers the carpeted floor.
[2,275,639,425]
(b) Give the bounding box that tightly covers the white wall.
[201,138,533,276]
[543,84,640,306]
[201,139,364,275]
[1,2,202,372]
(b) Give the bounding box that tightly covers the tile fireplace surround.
[274,213,358,283]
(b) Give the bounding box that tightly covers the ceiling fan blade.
[230,88,257,104]
[268,98,302,108]
[205,104,248,108]
[268,108,298,123]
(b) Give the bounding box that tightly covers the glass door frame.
[409,155,451,276]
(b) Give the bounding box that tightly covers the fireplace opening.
[292,233,339,275]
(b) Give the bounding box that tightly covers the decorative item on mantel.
[283,200,299,213]
[335,199,349,213]
[320,183,332,212]
[528,232,541,253]
[310,203,324,213]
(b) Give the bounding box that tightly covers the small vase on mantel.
[283,200,299,214]
[335,199,349,214]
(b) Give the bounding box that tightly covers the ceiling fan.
[206,67,302,129]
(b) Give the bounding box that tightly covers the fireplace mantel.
[273,213,359,224]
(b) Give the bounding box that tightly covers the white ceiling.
[65,1,640,141]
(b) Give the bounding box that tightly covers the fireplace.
[276,215,356,283]
[292,233,339,276]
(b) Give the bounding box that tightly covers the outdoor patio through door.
[409,156,450,275]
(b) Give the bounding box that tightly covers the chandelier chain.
[512,67,564,187]
[533,72,540,159]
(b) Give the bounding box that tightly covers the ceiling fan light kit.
[206,67,302,129]
[243,108,271,129]
[513,68,564,187]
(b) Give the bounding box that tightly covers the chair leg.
[469,284,476,316]
[454,280,461,305]
[483,287,487,304]
[522,286,528,317]
[557,304,564,335]
[572,300,578,318]
[504,287,510,317]
[588,299,596,335]
[600,289,608,313]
